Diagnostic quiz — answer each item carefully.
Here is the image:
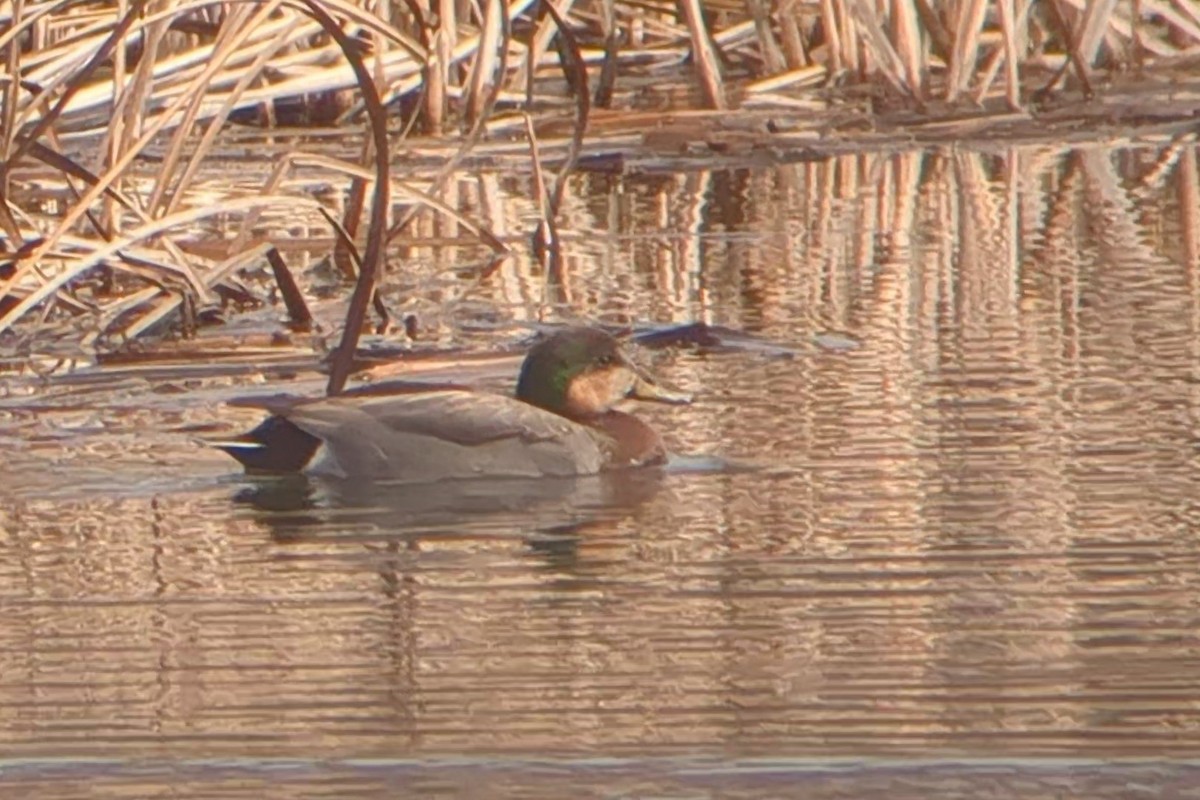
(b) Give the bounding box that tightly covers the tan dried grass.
[2,0,1198,358]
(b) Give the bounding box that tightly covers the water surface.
[4,142,1200,797]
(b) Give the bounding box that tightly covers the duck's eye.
[596,353,617,367]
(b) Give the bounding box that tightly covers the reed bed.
[2,0,1199,367]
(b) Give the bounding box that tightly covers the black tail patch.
[215,416,320,473]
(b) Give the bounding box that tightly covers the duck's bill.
[629,373,693,405]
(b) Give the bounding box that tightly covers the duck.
[212,326,692,482]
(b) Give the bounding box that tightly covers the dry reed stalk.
[838,0,860,73]
[745,0,787,75]
[293,1,391,398]
[889,0,925,97]
[525,112,551,270]
[527,0,589,277]
[265,246,313,330]
[1179,146,1199,282]
[1076,0,1121,65]
[517,0,578,100]
[335,143,372,281]
[945,0,988,102]
[1039,0,1095,97]
[744,64,826,94]
[820,0,844,76]
[774,1,807,68]
[676,0,726,109]
[971,0,1029,107]
[593,0,619,107]
[543,1,589,215]
[465,0,503,126]
[426,0,456,134]
[147,2,293,217]
[847,0,915,97]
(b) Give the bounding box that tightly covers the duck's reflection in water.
[232,467,666,546]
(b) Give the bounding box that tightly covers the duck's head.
[516,327,691,419]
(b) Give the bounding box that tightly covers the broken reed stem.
[524,113,553,272]
[335,137,372,281]
[265,247,313,330]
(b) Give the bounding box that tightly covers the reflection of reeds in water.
[8,146,1200,760]
[3,1,1200,354]
[444,142,1196,380]
[504,144,1195,455]
[642,148,1200,743]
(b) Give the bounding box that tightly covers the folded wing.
[284,390,609,481]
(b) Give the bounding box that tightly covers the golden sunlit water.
[4,143,1200,798]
